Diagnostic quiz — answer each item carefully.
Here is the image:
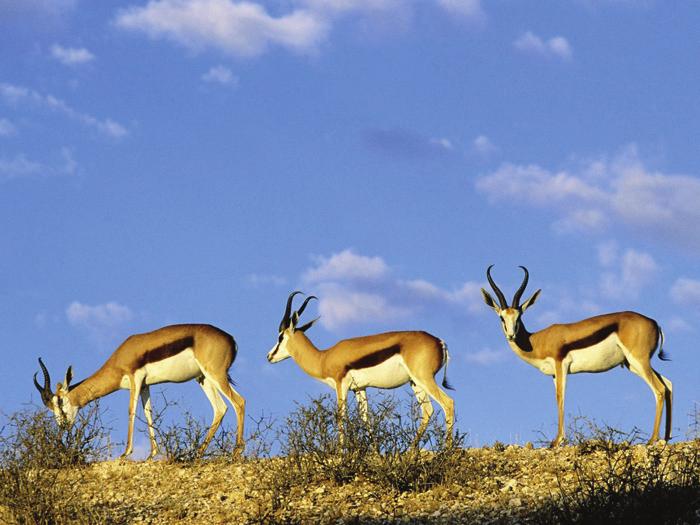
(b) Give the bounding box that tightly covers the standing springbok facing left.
[34,324,246,459]
[481,265,672,447]
[266,291,455,444]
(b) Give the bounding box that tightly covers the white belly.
[144,348,202,384]
[566,334,625,374]
[346,354,410,390]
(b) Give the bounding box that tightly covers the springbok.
[481,265,672,446]
[34,324,245,459]
[266,291,455,444]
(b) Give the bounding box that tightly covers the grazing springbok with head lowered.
[481,265,672,446]
[266,291,455,444]
[34,324,245,459]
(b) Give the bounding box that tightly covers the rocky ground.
[4,441,698,524]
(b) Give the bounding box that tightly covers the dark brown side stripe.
[136,336,194,368]
[347,344,401,370]
[560,324,618,356]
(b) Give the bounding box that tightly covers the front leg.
[121,374,144,459]
[551,361,567,447]
[140,384,159,459]
[335,380,349,447]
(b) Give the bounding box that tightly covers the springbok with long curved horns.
[481,266,672,446]
[34,324,245,459]
[267,291,455,444]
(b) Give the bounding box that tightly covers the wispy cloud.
[114,0,484,58]
[50,44,95,66]
[202,65,238,86]
[115,0,329,58]
[0,82,127,138]
[514,31,572,61]
[246,273,287,287]
[597,241,658,300]
[66,301,134,346]
[476,145,700,253]
[472,134,496,156]
[0,155,43,182]
[436,0,484,19]
[670,277,700,307]
[301,249,483,331]
[364,128,455,159]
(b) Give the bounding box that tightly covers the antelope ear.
[520,289,541,312]
[481,288,500,312]
[64,366,73,388]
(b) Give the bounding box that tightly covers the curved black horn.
[34,358,52,406]
[486,265,508,308]
[296,295,317,317]
[280,291,304,331]
[512,266,530,308]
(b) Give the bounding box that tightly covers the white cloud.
[115,0,484,59]
[202,65,238,86]
[66,301,133,328]
[464,347,506,365]
[476,146,700,252]
[670,277,700,307]
[300,249,483,331]
[115,0,329,58]
[472,134,496,155]
[436,0,484,19]
[599,248,657,300]
[50,44,95,66]
[0,154,43,182]
[0,82,127,138]
[429,137,453,151]
[0,148,77,182]
[514,31,572,60]
[0,118,16,136]
[66,301,134,345]
[304,249,389,283]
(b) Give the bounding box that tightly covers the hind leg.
[410,374,454,446]
[197,377,228,455]
[627,357,667,444]
[410,382,434,447]
[655,372,673,441]
[211,378,246,455]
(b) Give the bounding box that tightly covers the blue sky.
[2,0,699,453]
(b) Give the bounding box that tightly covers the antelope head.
[33,358,79,426]
[481,265,541,342]
[267,291,319,363]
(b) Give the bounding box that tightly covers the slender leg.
[355,389,369,425]
[410,382,434,447]
[410,375,454,446]
[210,378,246,455]
[336,381,349,446]
[122,374,143,458]
[656,373,673,441]
[197,377,228,455]
[551,362,567,447]
[628,358,667,444]
[140,384,159,459]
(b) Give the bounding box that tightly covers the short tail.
[440,340,455,391]
[657,326,671,361]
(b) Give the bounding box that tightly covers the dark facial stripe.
[560,324,618,355]
[136,336,194,369]
[347,344,401,370]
